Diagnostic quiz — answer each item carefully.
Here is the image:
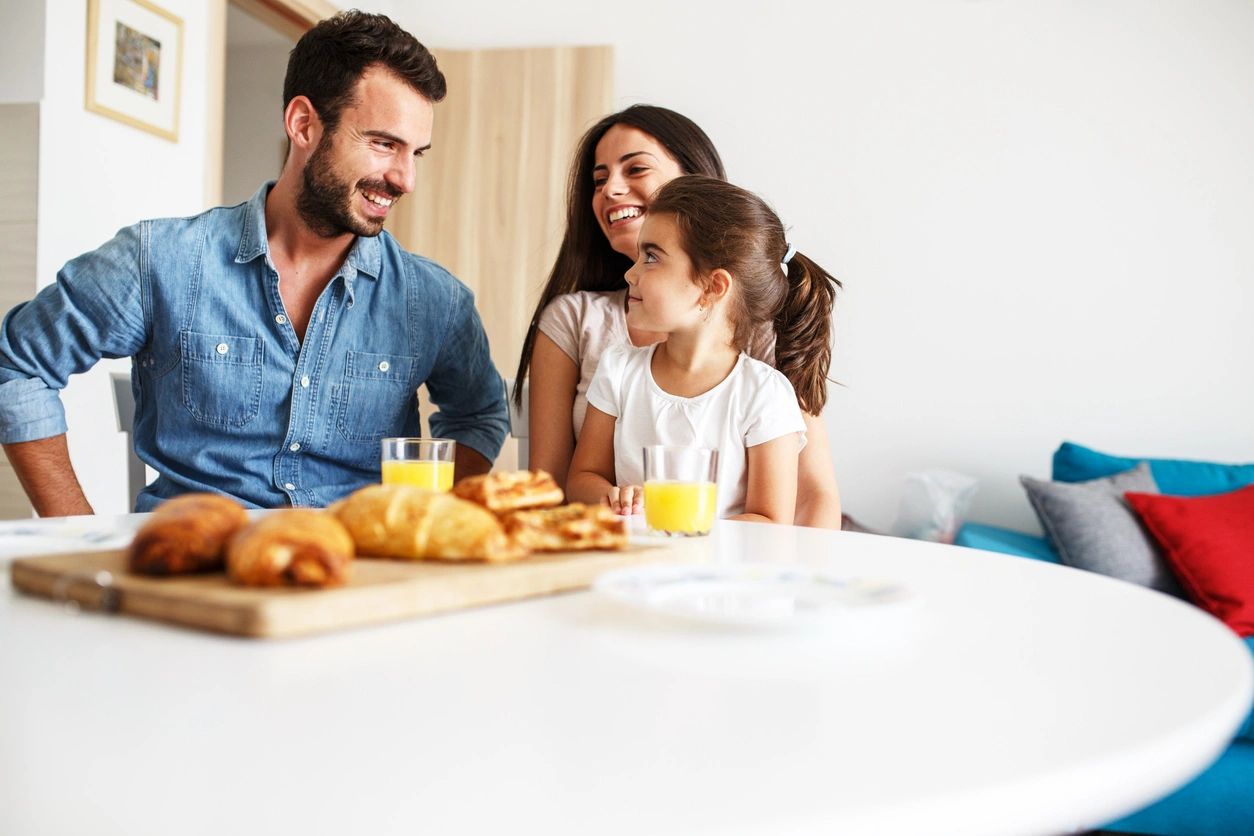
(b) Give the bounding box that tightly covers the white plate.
[594,562,912,627]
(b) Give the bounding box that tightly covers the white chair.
[506,377,529,469]
[110,370,147,510]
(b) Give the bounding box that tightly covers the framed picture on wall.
[85,0,184,142]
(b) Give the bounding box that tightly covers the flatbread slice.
[502,503,628,553]
[452,470,564,513]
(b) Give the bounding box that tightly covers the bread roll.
[331,484,525,562]
[128,493,249,576]
[227,510,354,588]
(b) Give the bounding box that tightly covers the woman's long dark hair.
[649,176,841,414]
[511,105,725,407]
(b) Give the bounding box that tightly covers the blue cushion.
[954,523,1061,564]
[1053,441,1254,497]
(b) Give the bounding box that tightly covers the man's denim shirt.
[0,184,508,510]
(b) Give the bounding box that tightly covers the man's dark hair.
[283,10,446,132]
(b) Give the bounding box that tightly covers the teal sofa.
[955,443,1254,835]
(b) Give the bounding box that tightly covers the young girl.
[567,176,840,523]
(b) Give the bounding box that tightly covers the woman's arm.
[567,406,640,514]
[794,412,842,529]
[732,434,800,524]
[527,332,579,489]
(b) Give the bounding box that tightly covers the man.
[0,11,508,515]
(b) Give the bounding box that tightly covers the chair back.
[110,370,147,510]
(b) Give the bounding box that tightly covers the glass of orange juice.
[642,446,719,536]
[380,437,456,491]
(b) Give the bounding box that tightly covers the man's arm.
[0,223,148,516]
[2,435,94,516]
[425,284,510,468]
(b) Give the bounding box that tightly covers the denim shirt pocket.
[334,350,417,443]
[180,330,264,427]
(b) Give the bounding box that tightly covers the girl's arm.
[567,406,642,514]
[527,333,579,490]
[794,413,842,529]
[732,434,800,525]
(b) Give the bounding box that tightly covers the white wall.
[367,0,1254,532]
[34,0,216,514]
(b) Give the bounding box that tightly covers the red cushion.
[1126,485,1254,636]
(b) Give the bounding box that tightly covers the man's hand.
[2,435,94,517]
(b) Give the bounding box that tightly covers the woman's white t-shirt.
[537,289,775,438]
[585,344,806,519]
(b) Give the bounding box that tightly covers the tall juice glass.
[643,446,719,536]
[381,438,456,491]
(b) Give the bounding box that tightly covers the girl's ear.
[703,268,733,305]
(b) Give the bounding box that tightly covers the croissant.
[128,493,249,575]
[226,510,355,588]
[331,484,525,563]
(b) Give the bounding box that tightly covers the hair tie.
[780,243,797,272]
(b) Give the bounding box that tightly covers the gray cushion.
[1021,463,1184,595]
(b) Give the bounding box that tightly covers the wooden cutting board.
[9,543,671,639]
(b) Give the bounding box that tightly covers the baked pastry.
[226,510,355,588]
[128,493,249,576]
[331,484,526,563]
[501,503,628,553]
[451,470,564,513]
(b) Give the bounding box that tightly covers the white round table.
[2,516,1250,836]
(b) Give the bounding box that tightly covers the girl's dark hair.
[284,10,446,132]
[511,105,725,406]
[649,175,841,414]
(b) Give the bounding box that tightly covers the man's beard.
[296,136,400,239]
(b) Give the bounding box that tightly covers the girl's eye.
[629,165,649,175]
[643,251,658,264]
[592,177,607,189]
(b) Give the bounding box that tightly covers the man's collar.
[234,181,382,280]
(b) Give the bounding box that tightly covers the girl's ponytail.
[773,252,840,414]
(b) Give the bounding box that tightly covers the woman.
[513,105,842,528]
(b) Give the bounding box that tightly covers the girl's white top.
[538,289,775,438]
[585,343,806,518]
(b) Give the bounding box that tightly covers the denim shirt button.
[275,314,287,325]
[378,361,390,372]
[215,343,229,355]
[283,482,296,491]
[289,442,301,452]
[300,375,310,388]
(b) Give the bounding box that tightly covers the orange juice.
[381,459,454,491]
[644,480,718,534]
